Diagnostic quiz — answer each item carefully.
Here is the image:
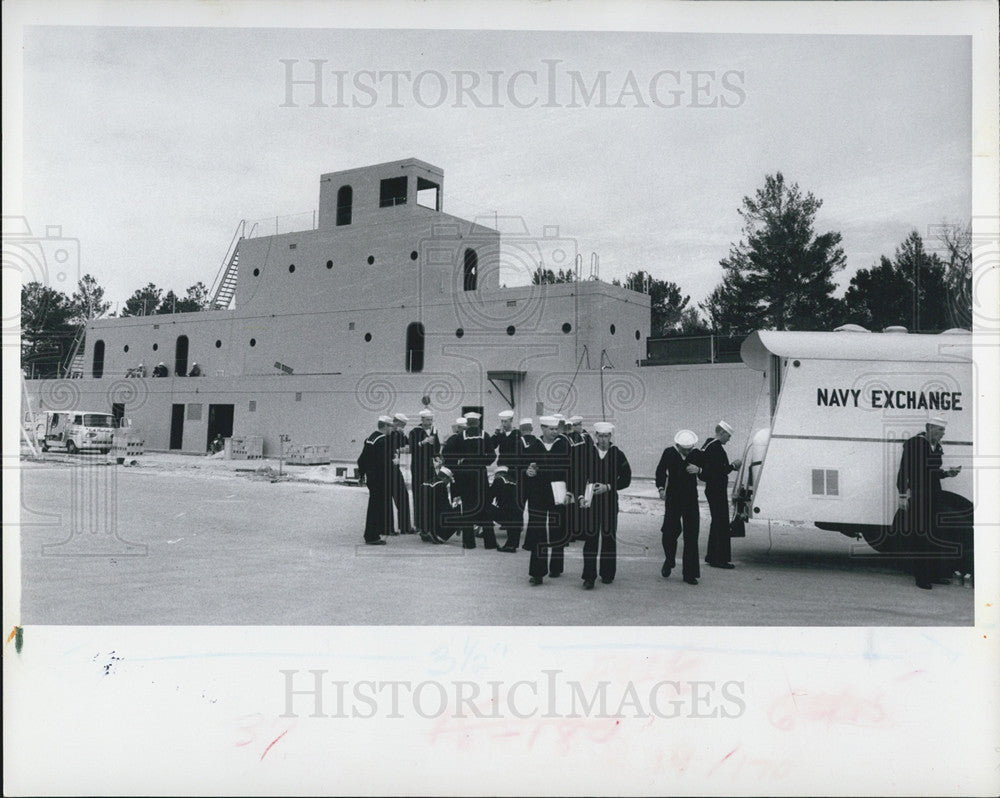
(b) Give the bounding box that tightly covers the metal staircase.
[209,220,248,310]
[62,327,85,378]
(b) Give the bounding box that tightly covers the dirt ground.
[15,452,974,625]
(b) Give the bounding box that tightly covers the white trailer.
[734,329,973,553]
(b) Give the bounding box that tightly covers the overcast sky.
[19,24,971,313]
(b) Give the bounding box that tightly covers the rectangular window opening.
[416,177,440,211]
[379,176,408,208]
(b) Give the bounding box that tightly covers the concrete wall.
[24,362,764,477]
[82,274,650,382]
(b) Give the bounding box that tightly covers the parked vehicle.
[36,410,116,454]
[733,328,973,553]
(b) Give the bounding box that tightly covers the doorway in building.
[174,335,189,376]
[169,404,185,450]
[207,404,235,451]
[111,403,125,428]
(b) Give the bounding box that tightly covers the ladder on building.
[209,220,248,310]
[62,327,85,379]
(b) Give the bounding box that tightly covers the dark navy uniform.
[655,445,705,581]
[442,428,496,528]
[357,430,393,542]
[489,471,523,550]
[522,434,573,579]
[896,431,956,586]
[699,437,737,566]
[409,424,440,533]
[388,427,412,534]
[576,442,632,584]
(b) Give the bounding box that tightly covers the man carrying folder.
[575,422,632,589]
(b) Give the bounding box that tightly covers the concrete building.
[24,158,759,475]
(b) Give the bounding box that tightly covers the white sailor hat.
[519,418,533,427]
[463,411,482,420]
[569,415,584,424]
[717,421,734,435]
[539,416,557,427]
[498,410,514,420]
[593,422,615,434]
[439,466,453,478]
[928,416,948,428]
[378,415,394,425]
[393,413,409,423]
[418,409,434,418]
[454,417,468,427]
[553,413,567,422]
[674,429,698,448]
[493,466,509,473]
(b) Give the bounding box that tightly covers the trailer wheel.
[41,443,49,452]
[66,441,78,454]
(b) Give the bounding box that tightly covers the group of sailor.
[357,408,742,589]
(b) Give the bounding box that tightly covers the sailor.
[445,416,468,443]
[357,416,395,544]
[522,415,575,585]
[575,422,632,589]
[152,362,168,377]
[896,416,963,589]
[419,464,457,544]
[699,421,742,570]
[457,412,497,546]
[408,409,440,535]
[489,409,525,550]
[489,466,523,552]
[389,413,415,534]
[188,362,202,377]
[565,414,588,542]
[518,417,536,445]
[491,410,521,468]
[655,429,705,585]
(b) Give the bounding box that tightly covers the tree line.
[534,172,972,339]
[21,279,210,378]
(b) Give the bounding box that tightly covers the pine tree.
[705,173,846,333]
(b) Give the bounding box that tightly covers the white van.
[733,329,973,553]
[37,410,116,454]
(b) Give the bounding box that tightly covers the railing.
[244,210,317,238]
[643,334,746,366]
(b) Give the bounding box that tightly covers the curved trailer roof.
[740,330,972,372]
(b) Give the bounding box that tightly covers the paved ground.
[15,453,974,625]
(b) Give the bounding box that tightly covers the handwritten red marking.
[5,628,16,644]
[259,729,289,761]
[706,746,739,777]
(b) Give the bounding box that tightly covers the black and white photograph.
[4,0,999,795]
